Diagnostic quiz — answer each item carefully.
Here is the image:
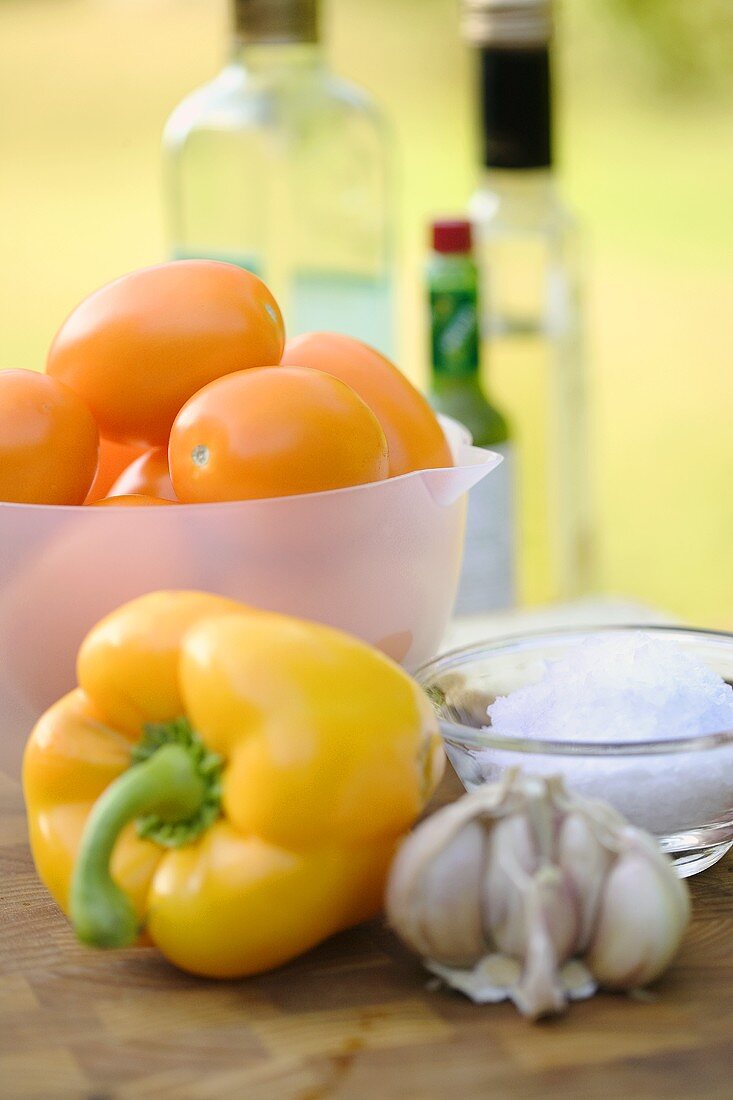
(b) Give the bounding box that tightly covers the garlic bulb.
[386,769,690,1019]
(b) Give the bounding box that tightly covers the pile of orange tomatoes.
[0,261,452,508]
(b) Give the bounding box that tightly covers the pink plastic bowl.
[0,418,500,779]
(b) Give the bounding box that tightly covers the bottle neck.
[472,166,557,220]
[478,44,552,170]
[230,38,323,72]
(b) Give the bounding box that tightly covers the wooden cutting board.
[2,766,732,1100]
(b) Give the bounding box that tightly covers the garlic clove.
[481,811,537,956]
[482,809,578,964]
[387,772,533,964]
[627,827,692,925]
[387,813,488,965]
[415,821,489,965]
[557,809,613,951]
[586,829,690,989]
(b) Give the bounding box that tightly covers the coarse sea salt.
[476,633,733,836]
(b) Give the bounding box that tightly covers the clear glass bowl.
[415,626,733,877]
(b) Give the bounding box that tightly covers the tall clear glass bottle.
[462,0,593,605]
[163,0,394,355]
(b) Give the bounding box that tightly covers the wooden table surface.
[2,761,732,1100]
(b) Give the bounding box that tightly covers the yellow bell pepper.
[23,591,444,978]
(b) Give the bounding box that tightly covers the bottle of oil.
[463,0,593,604]
[163,0,394,355]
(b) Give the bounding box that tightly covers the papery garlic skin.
[510,866,574,1018]
[386,770,690,1020]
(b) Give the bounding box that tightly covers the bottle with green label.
[427,218,515,613]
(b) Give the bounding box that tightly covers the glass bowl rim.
[414,623,733,757]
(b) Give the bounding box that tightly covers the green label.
[430,289,480,377]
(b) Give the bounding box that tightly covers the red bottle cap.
[431,219,473,254]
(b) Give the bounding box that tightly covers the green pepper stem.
[70,744,206,949]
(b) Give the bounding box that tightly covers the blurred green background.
[1,0,732,625]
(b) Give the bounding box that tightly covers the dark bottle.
[464,0,593,606]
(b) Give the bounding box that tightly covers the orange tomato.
[91,495,176,507]
[0,369,99,505]
[169,366,389,503]
[108,447,176,501]
[85,439,147,504]
[281,333,453,477]
[47,261,285,447]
